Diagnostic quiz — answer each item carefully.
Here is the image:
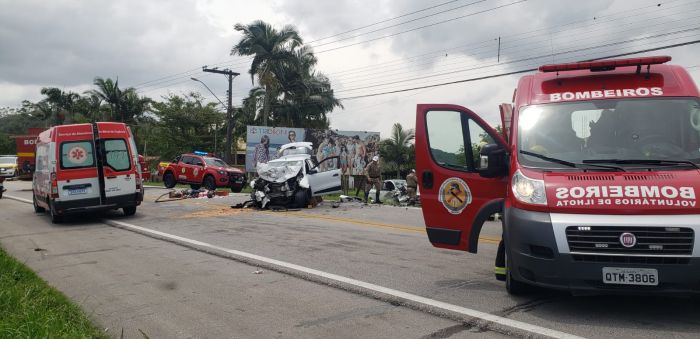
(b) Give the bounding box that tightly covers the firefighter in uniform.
[364,155,382,204]
[405,169,418,206]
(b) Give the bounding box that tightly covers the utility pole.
[202,67,240,164]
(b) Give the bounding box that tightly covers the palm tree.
[89,77,123,122]
[380,123,416,179]
[231,20,302,126]
[39,87,80,124]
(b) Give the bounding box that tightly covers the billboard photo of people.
[245,126,306,172]
[246,126,379,175]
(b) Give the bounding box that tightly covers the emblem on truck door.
[620,232,637,248]
[438,177,472,215]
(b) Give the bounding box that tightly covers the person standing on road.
[364,155,382,204]
[406,169,418,206]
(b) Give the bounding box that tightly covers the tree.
[379,123,416,179]
[231,20,302,126]
[149,93,225,160]
[89,77,122,121]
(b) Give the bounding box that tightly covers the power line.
[316,0,528,54]
[337,39,700,100]
[307,0,471,44]
[310,0,487,48]
[336,27,700,93]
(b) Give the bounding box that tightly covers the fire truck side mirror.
[478,143,507,178]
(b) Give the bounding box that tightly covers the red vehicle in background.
[138,155,151,181]
[11,127,46,179]
[416,56,700,295]
[160,152,245,192]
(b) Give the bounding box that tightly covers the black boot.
[374,191,381,204]
[364,192,370,204]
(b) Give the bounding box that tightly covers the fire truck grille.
[566,226,694,256]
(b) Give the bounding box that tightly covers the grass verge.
[0,247,106,338]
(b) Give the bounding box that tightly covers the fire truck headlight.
[218,170,225,175]
[512,170,547,205]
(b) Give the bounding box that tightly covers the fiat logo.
[619,232,637,248]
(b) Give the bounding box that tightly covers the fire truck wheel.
[203,175,217,191]
[33,193,45,213]
[190,184,202,190]
[163,172,176,188]
[49,199,63,224]
[505,248,530,295]
[123,206,137,216]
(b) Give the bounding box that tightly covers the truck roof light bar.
[538,56,671,73]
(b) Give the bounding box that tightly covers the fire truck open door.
[415,104,508,253]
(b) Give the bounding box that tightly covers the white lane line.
[4,194,582,339]
[4,195,32,204]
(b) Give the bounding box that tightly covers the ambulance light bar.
[539,56,671,73]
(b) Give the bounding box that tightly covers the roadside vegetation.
[0,247,106,338]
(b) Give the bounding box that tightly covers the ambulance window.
[103,139,131,171]
[468,120,495,170]
[426,110,468,170]
[60,141,95,169]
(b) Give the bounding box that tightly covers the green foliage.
[232,20,342,128]
[147,93,225,160]
[379,123,415,179]
[0,247,106,338]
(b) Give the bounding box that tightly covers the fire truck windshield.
[517,98,700,169]
[204,157,229,167]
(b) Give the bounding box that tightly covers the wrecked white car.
[250,142,342,208]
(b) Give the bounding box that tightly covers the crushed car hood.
[257,162,303,183]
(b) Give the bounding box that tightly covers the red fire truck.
[11,127,46,179]
[416,56,700,295]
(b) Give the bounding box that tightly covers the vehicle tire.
[49,199,63,224]
[123,206,137,216]
[203,175,217,191]
[505,247,529,295]
[293,189,310,208]
[33,193,45,213]
[230,185,243,193]
[163,172,176,188]
[190,184,201,190]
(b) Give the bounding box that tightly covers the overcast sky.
[2,0,699,137]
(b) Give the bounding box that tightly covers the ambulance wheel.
[163,172,176,188]
[33,194,45,213]
[49,199,63,224]
[203,175,216,191]
[123,206,137,216]
[190,184,201,190]
[505,248,529,295]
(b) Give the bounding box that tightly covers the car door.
[416,104,508,253]
[191,156,206,183]
[178,156,193,182]
[307,156,341,196]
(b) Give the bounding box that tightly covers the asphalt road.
[2,180,700,338]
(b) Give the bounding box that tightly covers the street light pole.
[191,77,228,161]
[200,68,240,165]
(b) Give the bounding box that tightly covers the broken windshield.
[517,98,700,169]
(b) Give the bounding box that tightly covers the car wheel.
[293,189,310,208]
[123,206,137,216]
[190,184,201,190]
[230,185,242,193]
[505,247,529,295]
[163,172,176,188]
[33,193,45,213]
[203,175,216,191]
[49,199,63,224]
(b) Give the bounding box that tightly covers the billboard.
[245,126,380,175]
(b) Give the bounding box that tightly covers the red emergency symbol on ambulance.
[68,146,88,164]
